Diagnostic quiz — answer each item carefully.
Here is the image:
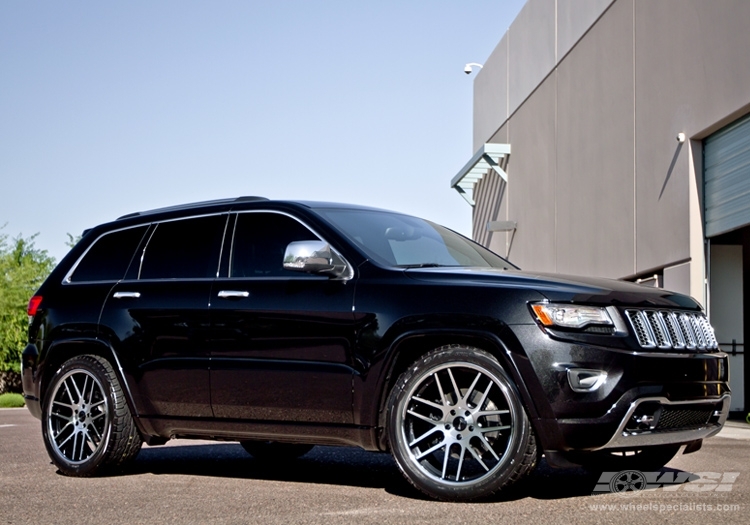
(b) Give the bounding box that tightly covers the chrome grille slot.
[644,310,670,349]
[660,311,685,349]
[677,313,698,349]
[624,308,718,351]
[625,310,655,348]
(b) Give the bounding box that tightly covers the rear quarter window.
[69,225,149,282]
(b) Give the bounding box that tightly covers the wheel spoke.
[464,372,482,406]
[475,409,509,417]
[408,426,443,447]
[52,400,75,411]
[62,378,76,404]
[441,442,452,479]
[476,435,501,461]
[474,381,493,412]
[53,420,74,441]
[415,440,446,461]
[406,409,441,426]
[85,430,99,451]
[467,443,491,472]
[81,375,91,404]
[89,410,106,422]
[447,368,461,404]
[434,373,448,406]
[72,432,81,461]
[68,376,83,403]
[480,425,511,433]
[455,444,466,481]
[89,423,103,442]
[412,395,444,411]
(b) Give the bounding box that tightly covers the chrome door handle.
[218,290,250,299]
[113,291,141,299]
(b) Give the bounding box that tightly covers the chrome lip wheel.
[399,362,517,486]
[46,369,110,465]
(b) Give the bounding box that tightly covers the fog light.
[567,369,607,393]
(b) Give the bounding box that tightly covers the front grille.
[625,309,718,351]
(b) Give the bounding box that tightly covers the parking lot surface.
[1,408,747,525]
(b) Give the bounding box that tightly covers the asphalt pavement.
[1,408,748,525]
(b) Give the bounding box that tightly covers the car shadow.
[120,443,695,502]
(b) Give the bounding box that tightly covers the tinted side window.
[70,226,149,282]
[231,213,319,278]
[140,215,226,279]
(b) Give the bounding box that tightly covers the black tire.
[41,355,142,476]
[240,441,314,461]
[578,445,681,472]
[386,345,537,501]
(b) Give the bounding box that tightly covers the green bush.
[0,230,55,380]
[0,393,25,408]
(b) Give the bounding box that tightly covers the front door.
[209,211,356,424]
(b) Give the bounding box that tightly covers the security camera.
[464,63,483,75]
[676,133,686,143]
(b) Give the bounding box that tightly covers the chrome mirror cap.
[283,241,352,280]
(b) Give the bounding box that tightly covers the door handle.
[113,291,141,299]
[218,290,250,299]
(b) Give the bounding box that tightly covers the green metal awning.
[450,143,511,206]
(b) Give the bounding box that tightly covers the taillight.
[28,296,43,317]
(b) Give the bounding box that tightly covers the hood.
[403,267,702,310]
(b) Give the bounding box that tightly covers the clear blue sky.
[1,1,524,262]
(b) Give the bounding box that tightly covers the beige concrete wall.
[555,0,635,278]
[471,0,750,289]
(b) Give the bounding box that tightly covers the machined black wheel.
[41,355,142,476]
[240,441,314,461]
[387,346,537,501]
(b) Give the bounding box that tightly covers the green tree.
[0,230,55,375]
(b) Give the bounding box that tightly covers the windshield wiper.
[398,263,448,268]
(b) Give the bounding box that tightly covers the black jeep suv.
[22,197,730,501]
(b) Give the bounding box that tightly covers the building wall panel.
[555,0,635,278]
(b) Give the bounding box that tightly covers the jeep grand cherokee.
[21,197,730,501]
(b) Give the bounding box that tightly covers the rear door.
[99,214,227,418]
[209,211,356,424]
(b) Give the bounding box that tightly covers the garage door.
[704,113,750,237]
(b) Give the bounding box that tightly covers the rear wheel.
[41,355,142,476]
[387,346,537,501]
[240,441,314,462]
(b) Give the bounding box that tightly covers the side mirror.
[283,241,352,280]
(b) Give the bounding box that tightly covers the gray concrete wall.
[471,0,750,283]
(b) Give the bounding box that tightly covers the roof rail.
[117,196,269,220]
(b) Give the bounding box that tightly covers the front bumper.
[509,325,731,453]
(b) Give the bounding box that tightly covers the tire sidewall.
[41,356,116,476]
[387,346,532,500]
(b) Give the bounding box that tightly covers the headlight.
[530,303,614,329]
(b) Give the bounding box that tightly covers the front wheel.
[41,355,142,476]
[386,346,537,501]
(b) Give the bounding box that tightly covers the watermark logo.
[593,471,740,496]
[607,470,648,495]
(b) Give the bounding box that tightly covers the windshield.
[316,209,516,270]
